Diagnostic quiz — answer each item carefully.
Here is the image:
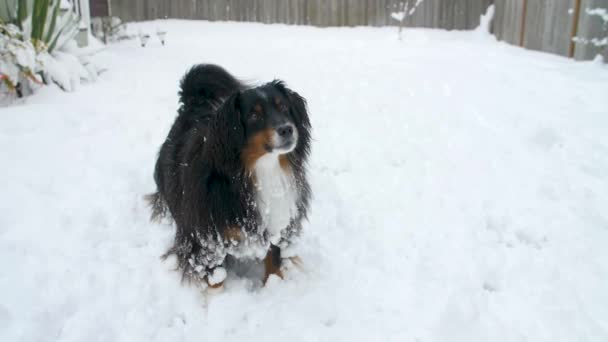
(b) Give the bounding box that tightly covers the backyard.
[1,20,608,341]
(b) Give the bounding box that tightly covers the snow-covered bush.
[0,23,44,97]
[474,4,495,39]
[91,16,130,44]
[573,7,608,61]
[391,0,426,40]
[1,0,97,101]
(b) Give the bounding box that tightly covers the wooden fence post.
[519,0,527,46]
[569,0,582,57]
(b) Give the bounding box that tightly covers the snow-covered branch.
[573,7,608,58]
[586,7,608,23]
[390,0,426,40]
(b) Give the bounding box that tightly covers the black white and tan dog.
[147,64,311,288]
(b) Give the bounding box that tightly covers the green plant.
[1,0,80,53]
[1,1,94,99]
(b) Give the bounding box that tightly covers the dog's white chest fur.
[253,154,298,245]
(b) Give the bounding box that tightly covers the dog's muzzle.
[272,124,297,153]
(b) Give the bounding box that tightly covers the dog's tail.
[179,64,243,111]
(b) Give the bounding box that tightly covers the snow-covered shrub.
[91,16,131,44]
[0,0,98,101]
[573,7,608,61]
[390,0,426,40]
[0,23,44,97]
[473,4,495,40]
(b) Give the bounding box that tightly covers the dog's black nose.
[277,125,293,138]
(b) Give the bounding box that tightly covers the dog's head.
[215,81,311,171]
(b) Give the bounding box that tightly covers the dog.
[147,64,311,287]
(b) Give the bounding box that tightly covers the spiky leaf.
[44,0,59,43]
[38,0,50,39]
[17,0,27,29]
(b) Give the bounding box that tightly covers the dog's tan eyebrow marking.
[254,104,263,113]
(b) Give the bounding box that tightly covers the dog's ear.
[209,92,245,169]
[272,80,311,160]
[272,80,311,130]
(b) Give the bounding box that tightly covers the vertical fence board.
[197,0,207,20]
[523,0,575,57]
[291,0,299,25]
[367,0,378,26]
[493,0,525,45]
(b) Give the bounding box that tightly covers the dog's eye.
[249,112,260,120]
[279,104,288,112]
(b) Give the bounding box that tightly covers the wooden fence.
[110,0,493,29]
[109,0,608,61]
[493,0,608,60]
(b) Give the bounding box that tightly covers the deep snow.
[1,20,608,342]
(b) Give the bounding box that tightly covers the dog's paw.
[207,267,227,286]
[264,273,283,287]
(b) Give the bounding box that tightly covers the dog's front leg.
[263,244,284,284]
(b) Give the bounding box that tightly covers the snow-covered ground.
[2,20,608,342]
